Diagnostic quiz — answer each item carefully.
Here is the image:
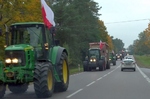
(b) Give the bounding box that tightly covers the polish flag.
[41,0,55,29]
[99,40,103,49]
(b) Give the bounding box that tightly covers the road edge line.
[137,66,150,83]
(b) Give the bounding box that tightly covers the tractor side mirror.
[55,39,60,46]
[0,28,2,36]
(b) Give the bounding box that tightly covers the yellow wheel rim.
[63,60,68,83]
[47,70,53,90]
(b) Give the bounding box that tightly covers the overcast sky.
[94,0,150,48]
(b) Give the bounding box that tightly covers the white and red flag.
[99,40,104,49]
[41,0,55,29]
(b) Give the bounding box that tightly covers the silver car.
[121,58,136,71]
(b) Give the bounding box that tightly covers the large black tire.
[8,83,28,94]
[113,61,116,66]
[106,61,110,69]
[34,62,54,98]
[0,83,6,98]
[54,52,69,92]
[98,60,104,71]
[83,61,88,71]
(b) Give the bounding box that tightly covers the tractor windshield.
[10,24,44,47]
[89,49,100,59]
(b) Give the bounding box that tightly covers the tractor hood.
[5,44,34,51]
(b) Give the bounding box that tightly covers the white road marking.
[97,77,102,81]
[109,71,114,73]
[67,65,119,98]
[103,74,108,77]
[86,81,95,87]
[137,66,150,83]
[66,89,83,98]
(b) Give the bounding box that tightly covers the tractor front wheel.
[83,61,88,71]
[8,83,28,94]
[34,62,54,98]
[54,52,69,92]
[0,83,6,98]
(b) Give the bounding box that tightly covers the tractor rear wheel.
[54,52,69,92]
[113,61,116,66]
[106,61,110,69]
[98,60,105,71]
[0,83,6,98]
[8,83,28,94]
[34,62,54,98]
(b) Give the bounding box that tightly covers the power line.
[105,18,150,24]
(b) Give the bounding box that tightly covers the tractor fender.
[55,47,68,64]
[50,46,68,66]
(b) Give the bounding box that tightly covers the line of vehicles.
[83,42,135,72]
[83,42,119,72]
[0,22,135,99]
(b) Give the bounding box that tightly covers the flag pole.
[41,0,56,46]
[50,26,55,46]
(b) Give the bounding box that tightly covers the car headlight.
[109,59,111,60]
[5,58,11,63]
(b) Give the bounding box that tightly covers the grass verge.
[69,67,83,75]
[134,55,150,68]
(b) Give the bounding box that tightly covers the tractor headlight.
[5,58,22,64]
[5,58,11,63]
[90,59,96,62]
[12,58,19,63]
[12,58,22,63]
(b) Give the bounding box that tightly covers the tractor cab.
[88,48,101,62]
[5,22,52,61]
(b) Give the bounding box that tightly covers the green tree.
[112,38,124,53]
[50,0,101,66]
[133,32,150,55]
[0,0,117,67]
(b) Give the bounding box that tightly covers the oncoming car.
[121,58,136,71]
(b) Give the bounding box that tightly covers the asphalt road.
[3,57,150,99]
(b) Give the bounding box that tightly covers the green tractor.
[109,52,116,66]
[0,22,69,98]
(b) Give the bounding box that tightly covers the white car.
[121,58,136,71]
